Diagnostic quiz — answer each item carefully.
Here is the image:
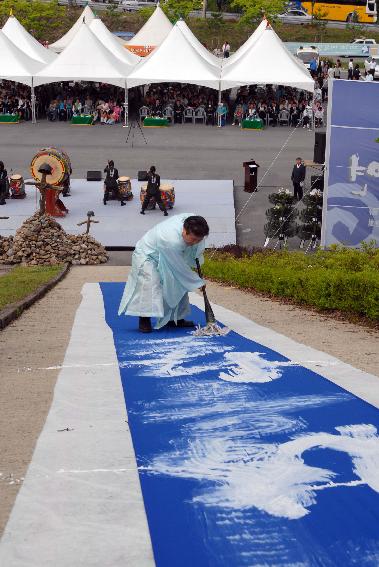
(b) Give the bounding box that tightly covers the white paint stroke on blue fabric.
[120,336,294,382]
[143,424,379,520]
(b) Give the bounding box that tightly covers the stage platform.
[1,179,236,248]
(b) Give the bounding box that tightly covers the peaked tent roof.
[2,15,56,64]
[220,25,314,92]
[176,19,221,69]
[224,18,267,67]
[34,23,131,88]
[89,18,139,67]
[49,5,95,53]
[127,4,172,47]
[0,30,43,86]
[127,20,221,89]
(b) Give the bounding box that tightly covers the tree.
[160,0,202,22]
[230,0,285,25]
[0,0,65,41]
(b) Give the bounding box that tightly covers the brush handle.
[196,258,216,324]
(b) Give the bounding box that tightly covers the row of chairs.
[139,105,214,124]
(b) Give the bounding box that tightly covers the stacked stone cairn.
[0,212,108,265]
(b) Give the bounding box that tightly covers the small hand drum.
[9,174,26,199]
[118,176,133,201]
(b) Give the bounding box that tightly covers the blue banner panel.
[323,80,379,247]
[101,282,379,567]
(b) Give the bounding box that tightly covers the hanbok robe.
[118,213,206,329]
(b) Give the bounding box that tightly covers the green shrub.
[203,247,379,320]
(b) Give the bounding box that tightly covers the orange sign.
[125,45,155,57]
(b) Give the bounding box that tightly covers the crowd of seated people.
[0,82,32,120]
[231,84,322,129]
[139,84,230,125]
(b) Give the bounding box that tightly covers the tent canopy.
[34,23,131,88]
[224,18,267,67]
[176,19,221,69]
[126,4,172,48]
[0,30,43,86]
[89,18,139,69]
[127,20,221,89]
[2,15,56,64]
[220,25,314,92]
[49,5,95,53]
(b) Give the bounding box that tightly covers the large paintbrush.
[193,258,229,337]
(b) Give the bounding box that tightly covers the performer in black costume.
[0,161,8,206]
[140,166,168,216]
[103,160,125,206]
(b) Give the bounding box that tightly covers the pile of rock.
[0,212,108,266]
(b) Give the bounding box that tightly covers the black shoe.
[121,201,126,206]
[140,210,145,215]
[139,317,152,333]
[164,211,168,216]
[167,319,195,328]
[103,198,107,205]
[0,200,6,206]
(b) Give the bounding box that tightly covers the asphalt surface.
[0,119,321,250]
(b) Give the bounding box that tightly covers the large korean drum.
[30,147,71,186]
[9,174,26,199]
[118,176,133,201]
[140,184,175,210]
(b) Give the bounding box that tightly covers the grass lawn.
[0,265,63,311]
[203,247,379,321]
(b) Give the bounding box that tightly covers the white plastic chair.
[194,107,206,124]
[278,109,290,126]
[183,107,195,124]
[139,106,150,122]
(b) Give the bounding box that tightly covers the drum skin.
[30,147,71,185]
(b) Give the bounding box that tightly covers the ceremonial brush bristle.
[194,258,230,337]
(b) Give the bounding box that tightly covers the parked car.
[351,38,377,45]
[364,55,379,78]
[277,9,312,24]
[120,0,139,11]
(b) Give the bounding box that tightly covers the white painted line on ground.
[190,293,379,409]
[0,283,155,567]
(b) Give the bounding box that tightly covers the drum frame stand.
[125,121,148,148]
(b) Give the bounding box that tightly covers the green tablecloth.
[242,118,264,130]
[71,115,94,125]
[143,117,169,127]
[0,114,20,123]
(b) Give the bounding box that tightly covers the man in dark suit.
[104,160,125,206]
[291,157,306,201]
[141,165,168,216]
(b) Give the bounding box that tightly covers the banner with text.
[322,80,379,248]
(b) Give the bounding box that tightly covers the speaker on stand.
[313,132,326,164]
[87,171,102,182]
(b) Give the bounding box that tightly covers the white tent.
[224,18,267,67]
[126,4,172,56]
[220,24,314,92]
[127,20,221,89]
[90,18,140,67]
[2,15,56,64]
[35,23,131,88]
[0,30,42,86]
[176,19,221,68]
[49,5,95,53]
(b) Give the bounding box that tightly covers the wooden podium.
[243,159,259,192]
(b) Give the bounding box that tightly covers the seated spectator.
[232,103,244,126]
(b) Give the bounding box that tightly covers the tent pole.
[31,79,37,124]
[123,81,129,128]
[217,81,222,128]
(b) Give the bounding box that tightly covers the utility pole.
[202,0,207,18]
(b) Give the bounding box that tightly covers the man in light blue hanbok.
[118,214,209,333]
